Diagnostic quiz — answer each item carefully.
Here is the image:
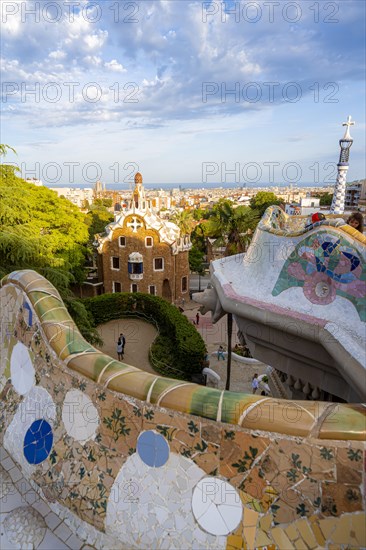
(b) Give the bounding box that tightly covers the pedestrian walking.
[251,373,259,394]
[119,333,126,359]
[196,312,200,326]
[217,345,225,360]
[116,338,123,361]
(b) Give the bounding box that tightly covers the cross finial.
[342,115,355,140]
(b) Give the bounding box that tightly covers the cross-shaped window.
[127,216,143,233]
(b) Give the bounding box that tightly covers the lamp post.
[225,313,233,391]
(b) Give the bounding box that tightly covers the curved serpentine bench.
[195,207,366,403]
[1,269,365,549]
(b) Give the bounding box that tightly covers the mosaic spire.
[330,116,355,215]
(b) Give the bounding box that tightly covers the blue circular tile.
[137,430,169,468]
[23,419,53,465]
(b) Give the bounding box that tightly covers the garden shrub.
[83,293,206,379]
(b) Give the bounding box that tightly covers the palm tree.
[0,144,16,158]
[205,200,260,390]
[205,200,260,256]
[171,209,195,235]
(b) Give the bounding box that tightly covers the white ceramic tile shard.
[192,477,243,536]
[4,387,56,476]
[4,506,47,548]
[106,452,227,549]
[191,487,213,519]
[0,465,13,498]
[10,342,35,396]
[0,287,31,394]
[62,389,99,444]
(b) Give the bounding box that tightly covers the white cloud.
[83,55,102,66]
[83,30,108,51]
[104,59,126,72]
[0,0,23,35]
[1,0,365,182]
[49,50,66,60]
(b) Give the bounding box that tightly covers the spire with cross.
[338,114,355,165]
[330,116,356,215]
[342,115,355,140]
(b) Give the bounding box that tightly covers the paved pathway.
[0,448,85,549]
[97,318,158,375]
[96,301,267,394]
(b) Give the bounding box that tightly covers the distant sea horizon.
[45,181,334,191]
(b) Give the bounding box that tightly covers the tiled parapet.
[0,269,365,549]
[195,206,366,405]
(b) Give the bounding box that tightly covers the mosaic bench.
[1,269,365,549]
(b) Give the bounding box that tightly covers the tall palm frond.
[0,144,17,157]
[171,210,195,235]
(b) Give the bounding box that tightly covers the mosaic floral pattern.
[106,452,227,549]
[2,270,364,439]
[273,230,366,320]
[0,285,24,392]
[3,386,56,475]
[0,270,365,550]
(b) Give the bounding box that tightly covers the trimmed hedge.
[83,293,206,379]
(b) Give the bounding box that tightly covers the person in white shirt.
[251,373,259,394]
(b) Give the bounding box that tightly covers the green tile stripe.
[1,270,365,440]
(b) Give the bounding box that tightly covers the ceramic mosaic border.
[258,205,366,244]
[1,270,365,441]
[0,270,365,549]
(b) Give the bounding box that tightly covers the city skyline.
[1,0,365,186]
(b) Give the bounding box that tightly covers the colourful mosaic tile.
[272,230,366,320]
[0,270,365,550]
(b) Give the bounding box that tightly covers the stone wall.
[100,221,189,302]
[0,270,365,550]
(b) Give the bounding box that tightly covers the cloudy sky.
[1,0,365,186]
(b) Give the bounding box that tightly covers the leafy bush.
[65,296,103,347]
[83,293,206,379]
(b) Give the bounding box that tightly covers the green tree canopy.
[0,146,101,344]
[84,207,114,243]
[0,171,88,281]
[205,199,260,256]
[189,246,205,274]
[192,208,206,221]
[93,197,113,208]
[249,191,281,215]
[171,209,195,235]
[313,192,334,206]
[190,223,207,253]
